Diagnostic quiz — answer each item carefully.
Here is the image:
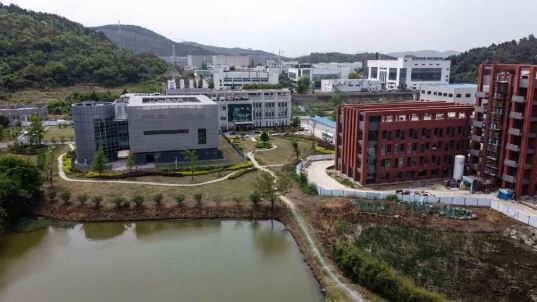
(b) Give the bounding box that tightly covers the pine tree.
[91,147,106,175]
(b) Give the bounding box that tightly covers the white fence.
[296,155,537,229]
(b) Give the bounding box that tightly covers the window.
[456,94,462,98]
[448,93,453,97]
[465,93,471,98]
[389,68,397,80]
[144,129,189,135]
[198,128,206,145]
[410,68,442,81]
[370,67,378,79]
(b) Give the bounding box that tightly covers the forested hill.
[93,24,274,56]
[449,35,537,83]
[295,52,394,63]
[0,4,168,91]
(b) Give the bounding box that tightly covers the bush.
[131,194,144,208]
[193,193,203,207]
[335,221,352,235]
[255,141,272,149]
[249,191,261,207]
[173,195,185,206]
[386,194,400,202]
[91,195,103,209]
[153,193,164,206]
[228,167,258,179]
[77,194,89,207]
[47,189,57,202]
[332,241,447,302]
[295,172,318,195]
[111,196,127,209]
[60,191,71,205]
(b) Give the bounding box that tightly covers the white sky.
[5,0,537,57]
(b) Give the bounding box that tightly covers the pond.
[0,220,323,302]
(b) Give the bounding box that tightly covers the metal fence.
[296,155,537,229]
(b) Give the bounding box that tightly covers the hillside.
[0,4,168,91]
[93,24,273,56]
[387,50,460,58]
[449,35,537,83]
[295,52,394,64]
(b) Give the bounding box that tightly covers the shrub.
[386,194,400,202]
[332,241,447,302]
[60,191,71,205]
[111,196,127,209]
[131,194,144,208]
[335,221,352,235]
[47,189,57,202]
[91,195,103,209]
[153,193,163,206]
[173,194,185,206]
[249,191,261,207]
[77,194,89,207]
[228,167,257,179]
[295,172,318,195]
[193,193,203,207]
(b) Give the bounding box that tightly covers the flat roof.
[421,83,477,89]
[310,116,336,129]
[126,94,216,107]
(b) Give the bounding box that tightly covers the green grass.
[254,137,315,165]
[44,126,74,142]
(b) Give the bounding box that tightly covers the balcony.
[506,143,520,152]
[472,120,483,128]
[469,149,481,157]
[504,159,519,168]
[502,174,516,183]
[471,135,482,143]
[512,95,525,103]
[508,128,521,136]
[510,112,524,120]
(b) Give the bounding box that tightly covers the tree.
[91,195,102,209]
[132,194,144,208]
[173,195,185,206]
[126,153,135,171]
[37,147,55,188]
[260,131,269,143]
[254,172,291,213]
[153,193,163,207]
[91,147,106,175]
[290,138,301,161]
[60,191,71,205]
[292,116,301,128]
[182,150,198,180]
[27,115,45,146]
[0,115,9,128]
[296,77,310,94]
[77,194,89,207]
[249,191,261,207]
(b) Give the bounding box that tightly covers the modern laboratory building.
[419,83,477,105]
[72,94,221,166]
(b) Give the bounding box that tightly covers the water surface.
[0,220,322,302]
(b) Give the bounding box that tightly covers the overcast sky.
[5,0,537,57]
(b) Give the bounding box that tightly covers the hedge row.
[228,167,258,179]
[332,241,447,302]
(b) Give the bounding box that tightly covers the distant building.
[287,63,351,83]
[367,56,450,90]
[211,55,250,67]
[72,94,221,166]
[160,56,188,68]
[212,68,280,90]
[166,82,291,130]
[187,55,212,69]
[419,84,477,104]
[320,79,382,93]
[335,102,472,185]
[249,54,278,66]
[468,64,537,199]
[0,104,48,125]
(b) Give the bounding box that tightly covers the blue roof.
[423,83,477,89]
[310,116,336,129]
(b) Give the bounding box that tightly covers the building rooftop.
[421,83,477,89]
[126,94,216,107]
[310,116,336,129]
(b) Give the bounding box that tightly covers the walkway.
[247,150,365,302]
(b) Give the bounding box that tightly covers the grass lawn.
[44,126,74,142]
[254,137,315,165]
[0,128,10,142]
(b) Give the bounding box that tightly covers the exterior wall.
[212,69,279,90]
[336,102,472,185]
[305,116,336,144]
[211,55,250,67]
[321,79,382,93]
[0,105,48,125]
[288,66,350,83]
[72,102,119,164]
[187,55,212,68]
[368,56,450,91]
[420,84,477,104]
[468,64,537,199]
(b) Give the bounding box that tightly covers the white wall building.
[367,56,451,91]
[287,64,351,83]
[187,55,212,69]
[320,79,381,93]
[419,84,477,105]
[212,68,279,90]
[211,55,250,67]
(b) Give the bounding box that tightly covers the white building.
[166,85,291,130]
[367,56,450,91]
[287,64,351,83]
[212,68,280,90]
[211,55,250,67]
[419,83,477,105]
[320,79,381,93]
[187,55,212,69]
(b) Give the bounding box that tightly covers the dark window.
[198,128,207,144]
[399,68,407,83]
[465,93,471,98]
[456,94,462,98]
[410,68,442,81]
[144,129,189,135]
[388,68,397,80]
[370,67,378,78]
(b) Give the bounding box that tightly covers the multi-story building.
[320,79,381,93]
[72,94,221,166]
[165,83,291,130]
[287,63,351,83]
[468,64,537,198]
[0,104,48,125]
[212,68,280,90]
[419,84,477,104]
[187,55,212,69]
[211,55,250,67]
[335,102,472,185]
[367,56,450,91]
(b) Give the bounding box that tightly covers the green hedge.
[228,167,258,179]
[332,241,447,302]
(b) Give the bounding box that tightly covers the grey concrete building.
[0,104,48,125]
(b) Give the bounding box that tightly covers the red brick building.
[335,102,473,185]
[468,64,537,198]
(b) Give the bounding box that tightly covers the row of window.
[421,90,472,98]
[379,127,467,140]
[378,140,466,155]
[379,154,457,169]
